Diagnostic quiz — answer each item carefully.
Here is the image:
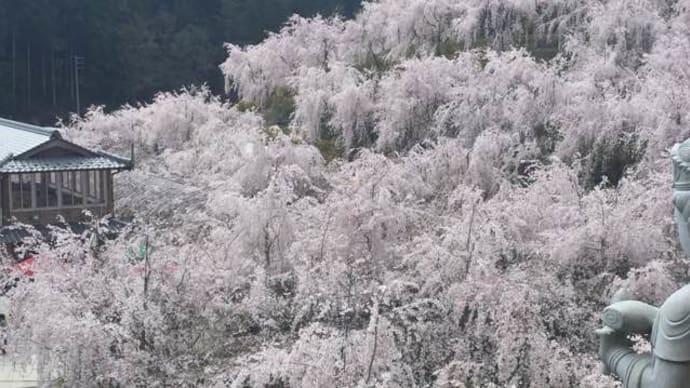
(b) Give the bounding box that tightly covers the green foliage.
[126,239,155,263]
[235,99,257,112]
[437,39,463,58]
[315,137,346,163]
[456,14,560,61]
[585,133,647,190]
[529,40,560,61]
[534,120,563,157]
[353,49,395,73]
[263,87,296,129]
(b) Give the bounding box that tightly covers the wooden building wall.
[0,170,115,226]
[0,176,8,225]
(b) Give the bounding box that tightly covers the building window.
[35,174,47,208]
[48,173,58,207]
[61,172,72,206]
[86,170,104,205]
[10,174,33,210]
[10,175,20,209]
[10,171,106,210]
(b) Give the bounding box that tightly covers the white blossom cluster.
[3,0,690,387]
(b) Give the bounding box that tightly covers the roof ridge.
[0,117,59,138]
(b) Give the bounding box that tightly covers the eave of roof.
[0,156,131,174]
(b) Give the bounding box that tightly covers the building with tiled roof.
[0,118,132,226]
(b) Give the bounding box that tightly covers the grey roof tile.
[0,157,130,173]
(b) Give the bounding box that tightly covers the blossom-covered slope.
[5,0,690,387]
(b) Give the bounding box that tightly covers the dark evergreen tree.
[0,0,361,124]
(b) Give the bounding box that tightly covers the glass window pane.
[11,175,21,210]
[21,174,32,209]
[86,172,92,204]
[84,171,105,205]
[83,171,91,204]
[62,172,70,189]
[73,172,83,206]
[61,172,74,206]
[100,171,107,202]
[35,174,48,208]
[90,171,96,197]
[47,172,58,207]
[95,171,102,202]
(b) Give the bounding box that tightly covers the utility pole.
[73,55,85,115]
[11,29,16,116]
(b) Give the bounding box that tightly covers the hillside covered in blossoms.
[4,0,690,387]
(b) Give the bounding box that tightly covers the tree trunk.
[51,48,56,107]
[11,29,16,114]
[69,50,74,101]
[26,44,31,108]
[42,53,47,97]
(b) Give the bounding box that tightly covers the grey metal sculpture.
[596,138,690,388]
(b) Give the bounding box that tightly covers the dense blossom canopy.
[3,0,690,387]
